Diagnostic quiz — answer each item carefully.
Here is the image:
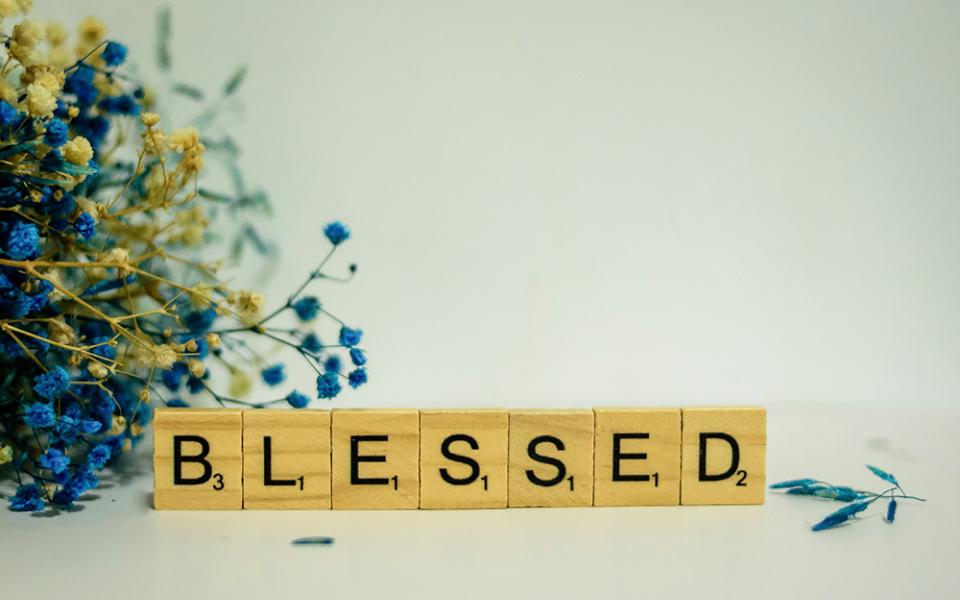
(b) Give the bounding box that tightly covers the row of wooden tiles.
[153,407,765,510]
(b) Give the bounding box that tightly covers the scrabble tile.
[508,410,594,508]
[242,410,331,509]
[680,407,766,505]
[154,408,243,510]
[420,410,508,509]
[331,409,420,509]
[593,408,681,506]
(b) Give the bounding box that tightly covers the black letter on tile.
[439,434,481,486]
[612,433,650,482]
[526,435,566,487]
[173,435,212,485]
[263,436,297,486]
[698,432,740,481]
[351,435,389,485]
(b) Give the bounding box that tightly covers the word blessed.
[153,407,766,510]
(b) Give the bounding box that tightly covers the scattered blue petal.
[867,465,899,487]
[291,536,334,545]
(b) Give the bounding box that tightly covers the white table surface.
[2,403,956,599]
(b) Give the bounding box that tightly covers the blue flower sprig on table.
[0,7,369,514]
[770,465,925,532]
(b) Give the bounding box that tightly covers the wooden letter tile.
[331,410,419,509]
[242,410,331,509]
[420,410,508,509]
[593,408,680,506]
[154,408,242,510]
[680,407,766,505]
[508,410,594,507]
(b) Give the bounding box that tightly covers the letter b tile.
[153,408,243,510]
[331,409,420,509]
[680,407,766,505]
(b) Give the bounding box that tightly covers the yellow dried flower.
[110,415,126,435]
[46,22,68,46]
[138,388,150,403]
[0,79,16,104]
[0,0,20,19]
[188,359,205,378]
[16,0,32,12]
[140,112,160,127]
[88,361,109,379]
[24,67,64,94]
[77,16,106,43]
[150,344,178,369]
[47,317,77,345]
[168,127,201,153]
[205,333,221,350]
[103,246,129,266]
[0,444,12,465]
[228,290,264,322]
[13,19,45,47]
[63,135,94,164]
[46,45,72,69]
[228,371,253,398]
[142,127,166,156]
[25,82,56,117]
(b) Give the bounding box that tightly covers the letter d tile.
[154,408,243,510]
[680,407,766,505]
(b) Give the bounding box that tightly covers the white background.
[5,2,960,598]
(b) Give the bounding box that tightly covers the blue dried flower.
[0,99,21,127]
[97,94,140,116]
[349,348,367,366]
[885,498,897,523]
[43,118,69,147]
[10,483,45,512]
[812,486,863,502]
[186,375,206,394]
[33,367,71,400]
[73,212,96,240]
[323,221,351,245]
[166,398,190,408]
[87,443,112,469]
[162,362,188,391]
[348,368,367,389]
[323,355,342,373]
[339,326,362,347]
[835,500,871,518]
[39,448,70,475]
[4,221,40,260]
[786,484,828,496]
[101,41,128,67]
[316,371,341,399]
[53,466,100,506]
[301,333,323,354]
[261,364,286,386]
[769,478,819,489]
[867,465,899,487]
[183,307,217,333]
[811,512,851,532]
[292,296,320,321]
[286,389,310,409]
